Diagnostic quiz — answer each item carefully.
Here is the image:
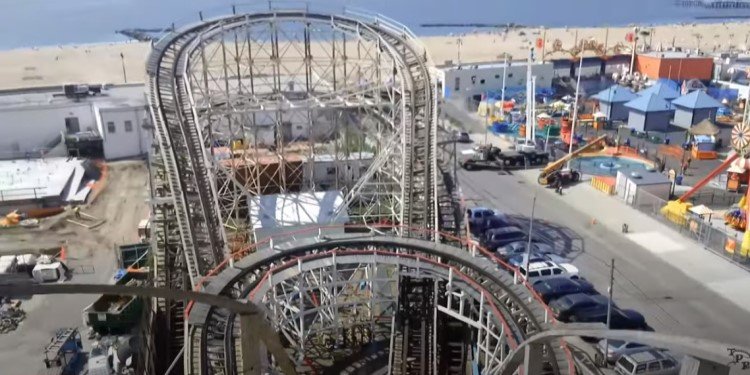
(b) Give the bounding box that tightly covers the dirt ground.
[0,160,149,375]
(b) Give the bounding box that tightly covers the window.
[507,73,514,78]
[479,79,485,84]
[528,271,540,278]
[552,268,563,275]
[616,357,635,373]
[326,167,336,175]
[124,120,133,132]
[494,74,500,79]
[540,269,551,276]
[454,77,460,91]
[107,121,116,133]
[647,362,661,371]
[660,360,676,369]
[65,117,80,133]
[635,364,647,374]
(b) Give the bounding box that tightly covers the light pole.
[523,195,537,280]
[567,56,584,169]
[602,258,615,367]
[120,52,128,83]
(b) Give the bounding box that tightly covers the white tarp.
[249,190,348,230]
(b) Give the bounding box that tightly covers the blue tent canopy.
[592,85,638,103]
[624,93,673,113]
[637,82,680,100]
[671,90,723,110]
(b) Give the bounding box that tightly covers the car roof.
[487,226,523,234]
[560,293,596,304]
[469,207,493,212]
[626,349,669,363]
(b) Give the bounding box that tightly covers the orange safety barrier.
[725,238,737,254]
[659,144,684,159]
[590,176,616,195]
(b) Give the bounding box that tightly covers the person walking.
[555,178,563,195]
[73,206,81,219]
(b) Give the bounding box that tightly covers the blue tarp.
[706,87,739,102]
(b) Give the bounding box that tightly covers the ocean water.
[0,0,748,50]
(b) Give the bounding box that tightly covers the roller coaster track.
[146,6,443,373]
[186,228,576,375]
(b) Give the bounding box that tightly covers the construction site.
[0,3,749,375]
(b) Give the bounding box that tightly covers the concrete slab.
[626,232,686,254]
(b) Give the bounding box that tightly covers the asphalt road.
[455,142,750,348]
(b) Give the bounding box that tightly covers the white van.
[518,260,579,282]
[614,349,679,375]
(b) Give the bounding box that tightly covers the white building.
[0,84,151,160]
[435,61,554,99]
[306,152,374,190]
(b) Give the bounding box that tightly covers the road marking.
[626,231,686,254]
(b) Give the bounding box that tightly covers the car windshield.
[617,357,635,373]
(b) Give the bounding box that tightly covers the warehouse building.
[635,51,714,81]
[0,84,151,160]
[437,60,554,99]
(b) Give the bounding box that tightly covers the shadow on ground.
[508,214,585,260]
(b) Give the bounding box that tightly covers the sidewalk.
[517,169,750,314]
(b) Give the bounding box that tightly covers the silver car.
[595,339,648,365]
[614,349,679,375]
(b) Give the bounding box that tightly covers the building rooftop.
[671,90,723,110]
[636,82,680,101]
[640,51,711,59]
[0,157,89,202]
[624,93,673,113]
[0,84,146,111]
[440,60,550,71]
[618,170,670,186]
[592,85,637,103]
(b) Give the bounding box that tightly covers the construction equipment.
[537,134,609,185]
[462,144,549,171]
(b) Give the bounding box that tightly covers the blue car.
[548,293,612,321]
[480,227,527,251]
[466,207,496,236]
[532,277,597,303]
[474,213,514,237]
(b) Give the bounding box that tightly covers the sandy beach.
[1,21,749,91]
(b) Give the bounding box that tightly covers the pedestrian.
[555,178,563,195]
[681,161,688,176]
[73,206,81,219]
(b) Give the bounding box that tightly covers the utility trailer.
[461,145,549,171]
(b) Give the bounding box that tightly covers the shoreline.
[2,19,748,52]
[2,20,750,91]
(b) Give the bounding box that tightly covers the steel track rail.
[190,233,570,375]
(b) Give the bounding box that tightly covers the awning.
[689,118,720,136]
[537,113,552,119]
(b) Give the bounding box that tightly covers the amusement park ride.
[662,100,750,256]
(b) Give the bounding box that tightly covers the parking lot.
[454,136,750,356]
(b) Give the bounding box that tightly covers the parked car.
[614,349,679,375]
[531,277,597,303]
[454,131,472,143]
[480,227,527,250]
[570,305,649,330]
[508,253,568,268]
[517,259,579,282]
[548,293,611,321]
[595,339,648,365]
[496,240,554,261]
[466,207,496,234]
[474,213,514,237]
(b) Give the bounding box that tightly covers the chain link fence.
[631,189,750,269]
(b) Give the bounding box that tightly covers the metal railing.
[631,189,750,269]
